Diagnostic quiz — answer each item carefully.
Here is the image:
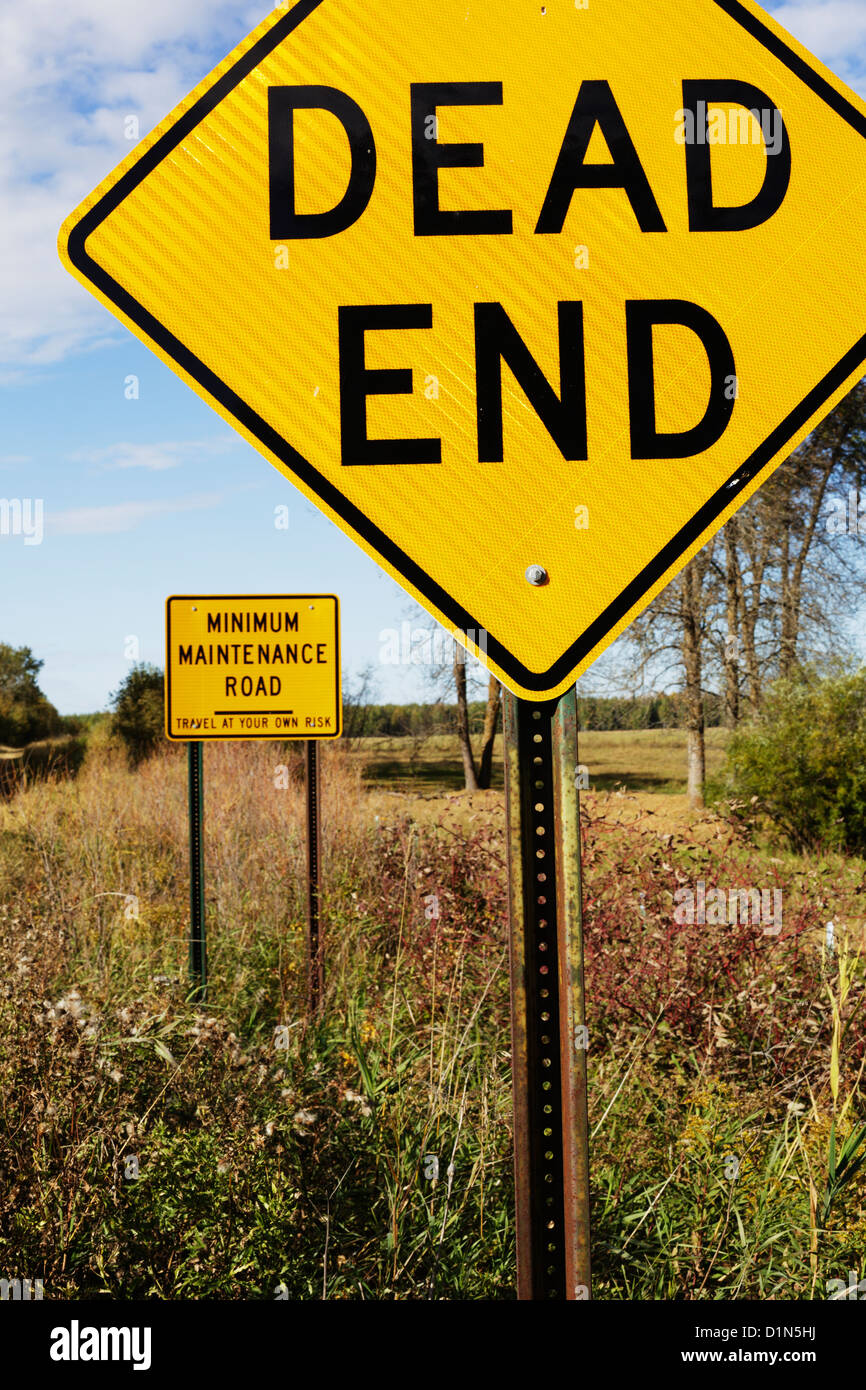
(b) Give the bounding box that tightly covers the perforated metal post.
[188,739,206,1003]
[306,739,323,1012]
[504,688,591,1299]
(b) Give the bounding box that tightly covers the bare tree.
[341,664,378,749]
[453,645,480,792]
[681,557,711,807]
[621,383,866,805]
[452,650,502,791]
[774,386,866,675]
[721,516,742,726]
[617,540,720,808]
[394,598,503,792]
[708,382,866,714]
[477,673,502,790]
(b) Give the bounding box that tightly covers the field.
[349,727,731,794]
[0,728,864,1300]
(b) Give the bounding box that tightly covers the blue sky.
[2,0,865,714]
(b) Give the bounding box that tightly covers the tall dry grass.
[0,738,383,1020]
[0,737,863,1299]
[0,738,514,1298]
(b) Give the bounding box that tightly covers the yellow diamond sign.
[59,0,866,699]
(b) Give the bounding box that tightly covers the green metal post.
[306,739,323,1012]
[188,739,206,1002]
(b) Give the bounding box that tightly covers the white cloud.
[1,1,271,373]
[768,2,866,90]
[48,490,225,534]
[69,436,235,471]
[770,2,866,60]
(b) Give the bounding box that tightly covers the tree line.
[343,692,727,740]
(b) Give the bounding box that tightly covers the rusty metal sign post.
[503,687,591,1300]
[305,739,324,1012]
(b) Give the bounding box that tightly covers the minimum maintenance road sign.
[165,595,341,740]
[62,0,866,699]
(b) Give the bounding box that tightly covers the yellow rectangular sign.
[165,594,341,741]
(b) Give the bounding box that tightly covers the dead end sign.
[165,595,341,740]
[62,0,866,699]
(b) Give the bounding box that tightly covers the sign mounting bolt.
[525,565,549,587]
